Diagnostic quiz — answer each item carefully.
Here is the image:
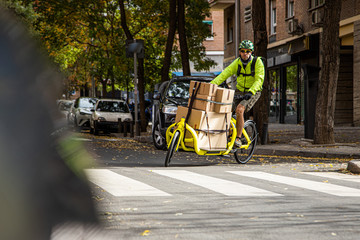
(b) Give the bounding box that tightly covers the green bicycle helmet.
[239,40,254,51]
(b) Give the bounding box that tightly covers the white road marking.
[302,172,360,183]
[151,170,281,197]
[85,169,171,197]
[228,171,360,197]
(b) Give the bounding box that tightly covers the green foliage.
[1,0,39,35]
[7,0,214,94]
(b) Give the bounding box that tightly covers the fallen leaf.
[141,230,150,236]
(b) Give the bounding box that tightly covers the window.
[203,20,214,40]
[270,1,276,35]
[287,0,294,18]
[227,17,233,43]
[310,0,325,9]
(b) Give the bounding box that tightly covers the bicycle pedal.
[222,154,230,158]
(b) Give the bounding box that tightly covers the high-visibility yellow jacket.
[211,56,265,94]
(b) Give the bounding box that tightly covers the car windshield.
[96,101,129,113]
[166,81,190,99]
[79,98,97,108]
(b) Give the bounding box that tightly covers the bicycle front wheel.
[164,131,180,167]
[234,120,257,164]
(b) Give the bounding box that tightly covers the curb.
[255,148,360,159]
[111,133,360,160]
[347,160,360,174]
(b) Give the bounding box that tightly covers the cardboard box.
[175,106,231,150]
[188,94,215,112]
[214,88,235,113]
[215,88,235,103]
[214,103,232,113]
[189,81,217,96]
[185,131,228,150]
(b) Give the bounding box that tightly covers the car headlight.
[162,105,178,115]
[98,117,106,121]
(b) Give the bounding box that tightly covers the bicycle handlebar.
[234,95,244,101]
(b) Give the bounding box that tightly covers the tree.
[252,0,269,144]
[118,0,147,131]
[314,0,342,144]
[161,0,214,82]
[160,0,177,83]
[178,0,190,76]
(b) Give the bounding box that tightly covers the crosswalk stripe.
[228,171,360,197]
[85,169,171,197]
[151,170,282,197]
[302,172,360,183]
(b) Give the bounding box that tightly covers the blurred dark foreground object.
[0,7,97,240]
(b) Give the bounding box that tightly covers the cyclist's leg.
[235,91,261,140]
[235,104,245,138]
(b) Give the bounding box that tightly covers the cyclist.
[211,40,265,147]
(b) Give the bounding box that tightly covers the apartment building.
[209,0,360,135]
[202,9,225,73]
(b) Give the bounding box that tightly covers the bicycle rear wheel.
[164,131,180,167]
[234,120,257,164]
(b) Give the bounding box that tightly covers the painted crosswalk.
[152,170,281,197]
[85,169,171,197]
[85,169,360,198]
[228,171,360,197]
[302,171,360,183]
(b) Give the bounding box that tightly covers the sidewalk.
[255,124,360,159]
[121,123,360,160]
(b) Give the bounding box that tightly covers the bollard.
[136,120,141,136]
[123,120,128,137]
[118,118,123,133]
[261,123,268,145]
[130,120,134,137]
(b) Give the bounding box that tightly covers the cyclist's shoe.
[234,137,242,148]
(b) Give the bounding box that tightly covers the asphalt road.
[52,132,360,240]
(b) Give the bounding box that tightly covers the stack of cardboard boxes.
[175,81,235,150]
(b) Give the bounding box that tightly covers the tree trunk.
[252,0,269,144]
[161,0,177,83]
[177,0,190,76]
[314,0,342,144]
[118,0,147,131]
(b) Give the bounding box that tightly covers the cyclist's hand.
[234,95,244,101]
[244,92,253,100]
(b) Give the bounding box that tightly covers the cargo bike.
[164,82,258,167]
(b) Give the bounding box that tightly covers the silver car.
[69,97,98,130]
[90,99,133,135]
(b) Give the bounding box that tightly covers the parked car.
[151,75,228,150]
[90,99,133,135]
[69,97,98,130]
[57,99,74,121]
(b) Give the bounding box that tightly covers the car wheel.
[152,121,166,150]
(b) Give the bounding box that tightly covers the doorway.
[269,64,299,124]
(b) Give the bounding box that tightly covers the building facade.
[209,0,360,136]
[202,9,225,73]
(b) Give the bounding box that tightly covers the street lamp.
[126,39,144,135]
